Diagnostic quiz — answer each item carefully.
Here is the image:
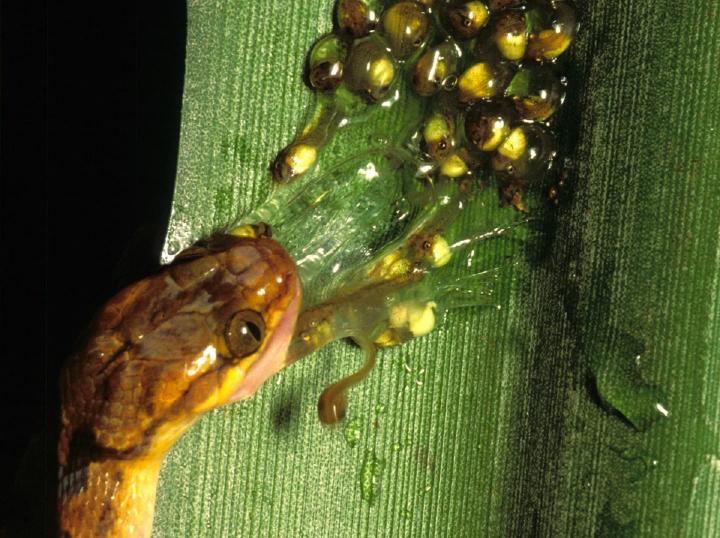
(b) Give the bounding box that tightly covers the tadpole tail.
[317,337,377,425]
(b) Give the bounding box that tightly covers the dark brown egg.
[336,0,381,38]
[464,101,516,152]
[421,112,455,161]
[492,10,528,60]
[491,123,557,180]
[527,0,578,60]
[380,1,431,60]
[344,38,397,101]
[444,1,490,40]
[308,34,348,91]
[457,61,514,105]
[505,63,565,121]
[272,143,318,183]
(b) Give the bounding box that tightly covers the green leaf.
[154,1,720,536]
[504,67,531,98]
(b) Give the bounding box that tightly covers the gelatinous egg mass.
[261,0,580,445]
[275,0,578,210]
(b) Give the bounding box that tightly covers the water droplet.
[392,442,402,452]
[359,451,385,505]
[344,417,363,448]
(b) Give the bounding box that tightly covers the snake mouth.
[229,274,302,402]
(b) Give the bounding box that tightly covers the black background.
[1,2,186,534]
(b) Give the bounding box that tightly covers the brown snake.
[57,234,300,537]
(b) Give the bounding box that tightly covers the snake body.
[58,234,300,537]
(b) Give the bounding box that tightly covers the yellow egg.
[458,63,499,103]
[389,304,410,328]
[440,153,469,177]
[286,144,317,176]
[497,127,526,161]
[429,235,452,267]
[229,224,257,238]
[369,56,396,90]
[408,302,437,337]
[493,11,527,61]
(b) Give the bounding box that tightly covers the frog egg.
[374,328,405,347]
[379,1,431,60]
[457,61,513,104]
[496,124,526,161]
[407,301,437,337]
[440,152,470,178]
[422,112,455,160]
[388,300,437,337]
[308,34,348,91]
[492,10,528,61]
[505,63,565,121]
[412,40,461,97]
[464,101,516,152]
[389,303,410,328]
[344,38,397,102]
[527,0,578,60]
[491,123,557,181]
[229,224,257,238]
[336,0,382,38]
[272,143,317,183]
[443,1,490,40]
[471,26,507,63]
[426,234,452,267]
[371,250,412,279]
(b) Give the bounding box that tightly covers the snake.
[57,233,300,537]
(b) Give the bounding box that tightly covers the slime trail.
[59,1,579,536]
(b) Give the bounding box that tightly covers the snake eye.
[225,310,265,359]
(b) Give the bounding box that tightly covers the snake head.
[59,235,301,467]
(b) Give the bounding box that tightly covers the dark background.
[1,3,186,534]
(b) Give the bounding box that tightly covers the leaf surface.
[155,1,720,536]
